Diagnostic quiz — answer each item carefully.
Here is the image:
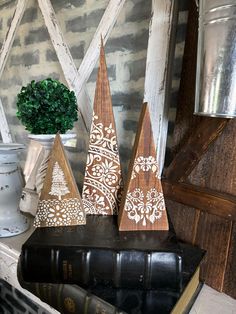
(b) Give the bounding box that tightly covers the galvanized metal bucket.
[195,0,236,118]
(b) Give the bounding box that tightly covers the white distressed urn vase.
[0,143,29,237]
[28,133,76,150]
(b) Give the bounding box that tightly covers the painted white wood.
[0,0,28,78]
[0,0,126,136]
[38,0,126,131]
[38,0,92,131]
[23,140,43,183]
[0,0,28,143]
[0,225,59,313]
[144,0,177,174]
[0,98,12,143]
[76,0,126,95]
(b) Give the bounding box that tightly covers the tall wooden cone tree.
[118,103,169,231]
[82,38,123,215]
[34,133,86,227]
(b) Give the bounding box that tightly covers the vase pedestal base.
[0,214,29,238]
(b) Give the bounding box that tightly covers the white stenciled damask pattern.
[34,161,86,227]
[34,199,86,227]
[82,114,122,215]
[131,156,159,179]
[82,188,109,215]
[125,188,166,226]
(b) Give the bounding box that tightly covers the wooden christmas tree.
[34,134,86,227]
[118,103,169,231]
[82,38,123,215]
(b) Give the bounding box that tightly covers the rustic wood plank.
[76,0,126,96]
[144,0,178,174]
[0,0,28,78]
[194,212,232,291]
[166,199,199,244]
[118,103,169,231]
[171,0,201,153]
[82,40,123,215]
[223,222,236,298]
[162,180,236,222]
[189,119,236,195]
[165,118,228,181]
[166,0,236,298]
[0,98,12,143]
[38,0,92,131]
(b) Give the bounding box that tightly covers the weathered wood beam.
[0,0,28,78]
[144,0,178,175]
[38,0,92,131]
[39,0,126,131]
[0,98,12,143]
[195,212,232,292]
[171,0,200,151]
[0,0,28,143]
[223,223,236,298]
[165,118,228,181]
[162,179,236,221]
[76,0,126,96]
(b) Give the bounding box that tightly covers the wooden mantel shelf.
[1,220,236,314]
[0,220,59,313]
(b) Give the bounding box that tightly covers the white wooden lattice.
[0,0,28,142]
[0,0,126,138]
[0,0,175,164]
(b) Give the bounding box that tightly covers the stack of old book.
[18,215,205,314]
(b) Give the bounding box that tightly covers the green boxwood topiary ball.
[16,78,78,134]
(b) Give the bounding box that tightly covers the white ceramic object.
[0,143,29,237]
[28,133,77,193]
[28,133,77,149]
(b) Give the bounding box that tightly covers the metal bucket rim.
[204,3,236,14]
[194,112,235,119]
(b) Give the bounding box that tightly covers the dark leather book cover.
[21,215,182,290]
[18,261,126,314]
[88,243,205,314]
[18,242,205,314]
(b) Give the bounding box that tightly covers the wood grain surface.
[34,134,86,227]
[223,223,236,298]
[166,199,199,244]
[194,212,232,291]
[165,118,228,181]
[189,120,236,194]
[163,180,236,222]
[163,0,236,296]
[82,39,123,215]
[118,103,169,231]
[171,0,201,154]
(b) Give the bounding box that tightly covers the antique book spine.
[20,247,182,290]
[18,270,125,314]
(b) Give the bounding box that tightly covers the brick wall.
[0,0,188,187]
